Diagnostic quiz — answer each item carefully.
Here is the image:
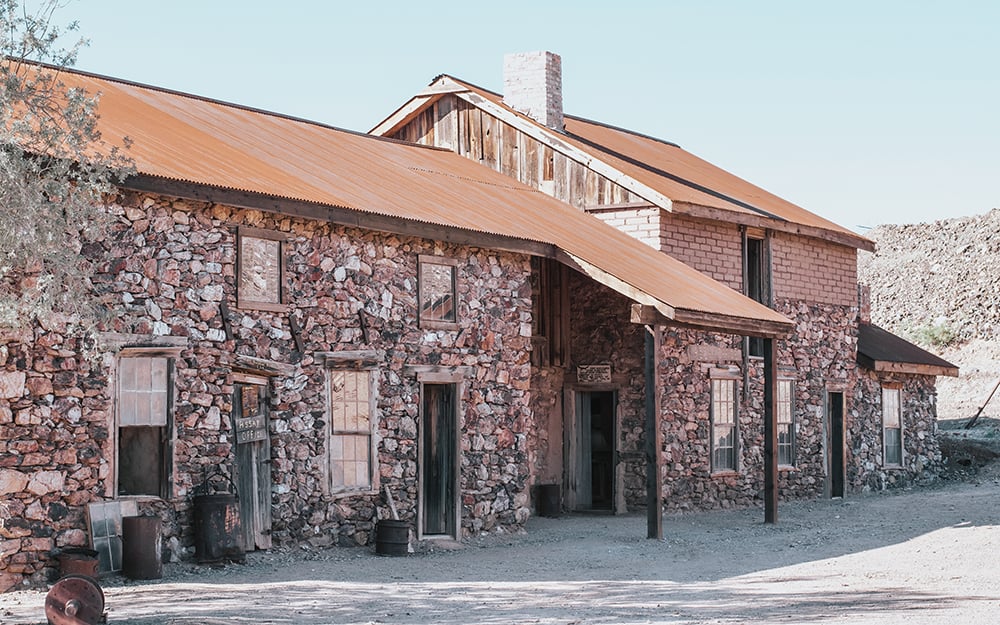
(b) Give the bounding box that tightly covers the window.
[418,255,458,329]
[777,379,795,466]
[711,378,738,472]
[743,232,770,357]
[117,355,172,497]
[882,386,903,466]
[329,370,376,491]
[238,227,286,311]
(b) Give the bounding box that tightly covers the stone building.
[372,51,958,512]
[1,64,792,590]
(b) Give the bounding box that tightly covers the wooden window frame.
[777,378,796,468]
[742,229,772,358]
[417,255,460,330]
[710,375,739,474]
[115,350,178,499]
[882,385,904,468]
[324,353,380,496]
[237,226,288,312]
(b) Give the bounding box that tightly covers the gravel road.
[4,469,1000,625]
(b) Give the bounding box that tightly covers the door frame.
[563,385,622,514]
[825,389,846,499]
[415,370,464,540]
[232,372,273,550]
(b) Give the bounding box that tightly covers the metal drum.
[193,474,245,564]
[375,519,410,556]
[122,516,162,580]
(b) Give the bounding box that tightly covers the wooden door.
[421,383,458,537]
[827,391,845,499]
[233,381,272,550]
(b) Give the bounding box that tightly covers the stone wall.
[1,191,535,590]
[850,372,942,492]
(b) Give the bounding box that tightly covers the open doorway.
[826,391,845,498]
[420,383,459,538]
[570,390,616,511]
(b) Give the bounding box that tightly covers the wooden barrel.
[375,520,410,556]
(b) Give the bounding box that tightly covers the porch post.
[763,336,778,523]
[645,325,663,539]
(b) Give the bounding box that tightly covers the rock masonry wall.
[0,191,535,591]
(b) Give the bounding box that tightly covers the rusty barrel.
[193,491,244,564]
[121,516,162,580]
[375,520,409,556]
[56,547,100,579]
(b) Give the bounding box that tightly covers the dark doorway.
[421,383,458,537]
[232,381,272,550]
[575,391,616,511]
[827,391,845,498]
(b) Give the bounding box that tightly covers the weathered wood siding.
[390,96,642,210]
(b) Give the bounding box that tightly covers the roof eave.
[857,354,960,378]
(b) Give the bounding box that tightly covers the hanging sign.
[235,415,268,444]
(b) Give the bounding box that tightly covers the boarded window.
[882,387,903,466]
[711,378,738,472]
[238,227,285,311]
[118,356,171,497]
[777,379,795,466]
[418,256,459,328]
[330,370,374,491]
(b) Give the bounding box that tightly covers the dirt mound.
[858,208,1000,423]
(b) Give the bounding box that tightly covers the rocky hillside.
[858,208,1000,422]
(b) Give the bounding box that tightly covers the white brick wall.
[502,51,564,131]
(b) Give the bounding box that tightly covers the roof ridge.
[564,114,682,149]
[13,57,453,153]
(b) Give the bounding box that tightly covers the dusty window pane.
[420,261,456,323]
[330,370,373,490]
[240,236,281,304]
[120,357,168,426]
[883,387,903,465]
[711,379,738,471]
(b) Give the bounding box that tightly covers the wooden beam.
[454,91,678,213]
[645,325,663,539]
[763,337,778,524]
[671,309,792,339]
[369,94,441,137]
[868,359,960,378]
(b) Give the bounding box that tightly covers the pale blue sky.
[61,0,999,230]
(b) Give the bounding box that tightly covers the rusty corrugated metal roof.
[415,77,871,251]
[45,65,791,334]
[857,324,959,376]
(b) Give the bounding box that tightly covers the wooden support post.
[763,337,778,524]
[645,325,663,539]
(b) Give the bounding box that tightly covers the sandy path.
[3,477,999,624]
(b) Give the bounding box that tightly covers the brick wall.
[589,206,662,251]
[771,231,857,306]
[659,214,744,290]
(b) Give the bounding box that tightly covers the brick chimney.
[858,284,871,324]
[503,51,564,131]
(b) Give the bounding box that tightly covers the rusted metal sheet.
[47,66,792,334]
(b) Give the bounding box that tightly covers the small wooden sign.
[577,364,612,384]
[235,415,267,444]
[241,385,260,418]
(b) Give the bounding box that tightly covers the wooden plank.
[645,325,663,539]
[584,169,599,206]
[436,96,456,150]
[469,108,483,162]
[500,121,518,178]
[570,161,587,209]
[522,134,539,188]
[482,114,499,171]
[553,151,569,201]
[456,100,470,156]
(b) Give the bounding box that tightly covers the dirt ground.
[4,454,1000,625]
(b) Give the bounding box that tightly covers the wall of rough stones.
[1,191,535,590]
[850,373,942,492]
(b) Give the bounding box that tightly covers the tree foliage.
[0,0,131,331]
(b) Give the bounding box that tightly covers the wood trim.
[404,365,474,381]
[453,91,677,211]
[232,354,297,377]
[674,202,874,252]
[318,350,382,369]
[99,332,189,352]
[370,94,442,137]
[122,175,557,259]
[865,359,959,378]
